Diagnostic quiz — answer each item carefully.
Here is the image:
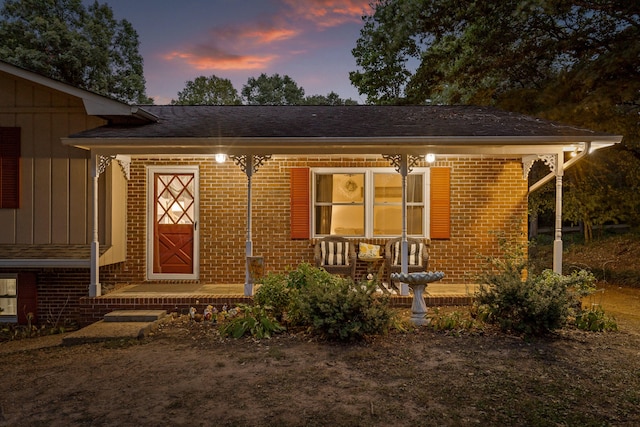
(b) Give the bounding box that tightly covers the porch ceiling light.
[214,153,227,163]
[567,142,586,158]
[425,153,436,163]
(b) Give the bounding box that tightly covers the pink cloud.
[161,1,371,73]
[164,48,276,71]
[210,21,300,45]
[282,0,371,28]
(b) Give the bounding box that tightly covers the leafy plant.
[232,264,397,340]
[474,235,601,336]
[428,308,480,334]
[254,273,294,322]
[294,277,394,341]
[574,306,618,332]
[218,304,285,339]
[255,263,343,323]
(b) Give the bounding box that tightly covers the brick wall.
[0,268,89,326]
[429,158,528,282]
[100,155,527,287]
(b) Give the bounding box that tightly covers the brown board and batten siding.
[0,70,106,245]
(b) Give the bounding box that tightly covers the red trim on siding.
[17,272,37,325]
[0,127,21,209]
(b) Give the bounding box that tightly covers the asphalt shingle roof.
[71,105,610,140]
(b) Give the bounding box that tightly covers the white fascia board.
[0,61,140,117]
[81,97,135,116]
[62,134,623,157]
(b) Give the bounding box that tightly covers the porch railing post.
[245,155,254,296]
[90,154,101,297]
[553,154,564,274]
[399,154,409,296]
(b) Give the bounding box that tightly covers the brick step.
[104,310,167,323]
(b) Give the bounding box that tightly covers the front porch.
[77,282,477,326]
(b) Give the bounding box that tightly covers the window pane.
[407,206,424,234]
[374,173,401,202]
[373,206,401,236]
[407,175,423,203]
[315,205,364,236]
[315,174,333,203]
[333,174,364,203]
[373,206,423,236]
[316,173,364,203]
[0,278,16,296]
[0,277,17,316]
[0,297,16,315]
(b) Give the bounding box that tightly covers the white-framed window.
[312,168,429,238]
[0,275,17,323]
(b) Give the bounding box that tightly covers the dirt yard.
[2,235,640,426]
[1,292,639,427]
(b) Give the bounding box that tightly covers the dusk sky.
[97,0,374,104]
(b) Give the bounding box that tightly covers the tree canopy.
[302,91,359,105]
[173,73,358,106]
[241,73,306,105]
[351,0,639,142]
[351,0,640,239]
[171,75,241,105]
[0,0,151,104]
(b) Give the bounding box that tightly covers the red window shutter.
[17,272,38,325]
[290,167,310,239]
[0,127,21,209]
[430,167,451,239]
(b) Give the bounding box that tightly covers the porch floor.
[78,283,478,326]
[104,282,478,297]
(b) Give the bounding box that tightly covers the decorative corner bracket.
[522,154,556,180]
[98,154,131,180]
[382,154,421,174]
[230,154,272,176]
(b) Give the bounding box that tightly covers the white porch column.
[89,154,101,297]
[230,154,271,296]
[245,155,254,295]
[553,156,564,274]
[383,154,420,296]
[399,154,409,296]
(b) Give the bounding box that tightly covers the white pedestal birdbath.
[390,271,445,325]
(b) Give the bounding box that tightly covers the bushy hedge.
[473,235,611,335]
[253,263,394,341]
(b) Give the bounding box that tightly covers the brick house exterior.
[0,61,622,325]
[99,156,527,288]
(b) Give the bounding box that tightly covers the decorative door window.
[148,168,199,278]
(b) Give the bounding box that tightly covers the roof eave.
[61,134,623,156]
[0,61,157,123]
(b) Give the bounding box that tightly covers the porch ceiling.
[63,105,622,157]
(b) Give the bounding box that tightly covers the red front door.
[153,173,196,274]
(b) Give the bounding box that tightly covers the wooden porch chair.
[314,236,357,280]
[384,237,429,286]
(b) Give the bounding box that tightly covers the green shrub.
[575,306,618,332]
[294,277,394,341]
[234,264,396,341]
[474,234,600,336]
[255,263,342,322]
[254,273,293,321]
[285,262,343,290]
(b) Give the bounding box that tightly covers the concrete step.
[61,320,161,346]
[103,310,167,323]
